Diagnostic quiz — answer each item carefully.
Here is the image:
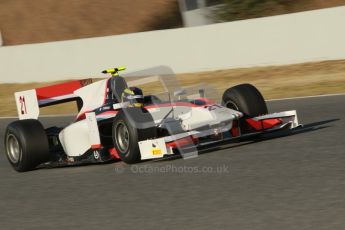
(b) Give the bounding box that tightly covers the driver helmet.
[121,87,144,107]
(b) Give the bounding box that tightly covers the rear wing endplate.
[15,90,40,120]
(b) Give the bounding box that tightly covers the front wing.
[138,110,300,160]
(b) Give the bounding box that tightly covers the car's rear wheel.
[112,108,157,164]
[222,83,268,117]
[4,119,50,172]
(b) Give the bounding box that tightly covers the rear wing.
[14,79,92,120]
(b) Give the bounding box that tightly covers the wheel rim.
[6,134,21,164]
[115,122,130,153]
[225,100,239,111]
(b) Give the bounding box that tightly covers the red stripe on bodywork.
[91,144,101,149]
[97,111,118,116]
[246,118,282,131]
[103,79,109,105]
[77,110,117,121]
[166,136,197,148]
[76,111,91,121]
[195,98,215,105]
[35,79,91,100]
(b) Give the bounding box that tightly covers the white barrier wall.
[1,6,345,83]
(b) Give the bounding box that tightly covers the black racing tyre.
[4,119,50,172]
[112,108,157,164]
[222,83,268,117]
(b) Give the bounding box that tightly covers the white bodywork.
[179,106,242,131]
[57,81,108,157]
[58,80,108,157]
[59,112,101,157]
[74,79,108,116]
[58,101,243,157]
[253,110,299,128]
[85,112,101,148]
[146,104,242,132]
[59,119,90,157]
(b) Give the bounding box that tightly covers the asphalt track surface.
[0,95,344,230]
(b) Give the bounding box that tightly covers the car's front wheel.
[112,108,157,164]
[222,83,268,117]
[222,84,268,133]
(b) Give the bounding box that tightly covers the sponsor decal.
[151,143,162,155]
[19,96,27,114]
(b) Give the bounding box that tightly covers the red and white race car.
[4,67,300,172]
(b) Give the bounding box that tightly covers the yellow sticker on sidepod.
[152,148,162,155]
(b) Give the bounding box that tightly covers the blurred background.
[0,0,345,116]
[0,0,344,46]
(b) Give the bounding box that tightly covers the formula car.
[4,67,300,172]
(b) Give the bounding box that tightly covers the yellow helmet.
[121,88,143,107]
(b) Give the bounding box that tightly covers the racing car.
[4,67,300,172]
